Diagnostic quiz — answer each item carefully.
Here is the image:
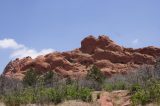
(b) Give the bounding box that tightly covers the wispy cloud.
[11,48,54,58]
[0,38,24,49]
[0,38,54,58]
[132,39,139,45]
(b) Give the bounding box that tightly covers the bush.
[131,80,160,105]
[66,84,79,100]
[4,87,63,105]
[130,84,141,94]
[3,59,160,105]
[131,89,150,106]
[4,88,34,106]
[125,65,154,87]
[43,71,54,84]
[0,76,22,95]
[147,80,160,103]
[23,68,39,87]
[64,84,92,102]
[86,65,105,90]
[86,65,105,84]
[66,77,74,85]
[78,87,92,102]
[3,83,92,105]
[47,88,64,104]
[43,71,62,86]
[103,81,127,92]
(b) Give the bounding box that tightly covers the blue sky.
[0,0,160,73]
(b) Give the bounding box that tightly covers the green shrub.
[48,88,64,104]
[78,87,92,102]
[4,88,34,106]
[131,80,160,105]
[43,71,61,85]
[43,71,54,84]
[103,81,127,92]
[114,81,126,90]
[64,84,92,102]
[103,83,113,91]
[147,80,160,103]
[23,68,39,87]
[86,65,105,84]
[3,83,92,105]
[66,77,74,85]
[131,89,150,106]
[65,85,78,100]
[130,84,142,94]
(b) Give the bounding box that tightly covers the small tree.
[43,71,54,84]
[66,77,72,85]
[23,68,38,87]
[43,71,55,87]
[43,71,61,87]
[86,65,105,84]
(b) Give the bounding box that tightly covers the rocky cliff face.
[3,35,160,79]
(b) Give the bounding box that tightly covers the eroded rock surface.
[3,35,160,79]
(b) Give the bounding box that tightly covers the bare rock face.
[80,35,97,54]
[3,35,160,79]
[97,35,114,49]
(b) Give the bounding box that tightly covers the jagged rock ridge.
[3,35,160,79]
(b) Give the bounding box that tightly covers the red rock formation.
[3,35,160,79]
[80,35,97,54]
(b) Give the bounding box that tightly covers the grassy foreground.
[0,59,160,106]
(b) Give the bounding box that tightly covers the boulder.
[80,35,97,54]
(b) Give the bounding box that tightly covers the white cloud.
[11,48,54,58]
[0,38,54,59]
[132,39,139,45]
[0,38,24,49]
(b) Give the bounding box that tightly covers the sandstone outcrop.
[3,35,160,79]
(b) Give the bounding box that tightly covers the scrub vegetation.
[0,59,160,106]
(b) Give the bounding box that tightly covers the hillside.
[3,35,160,79]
